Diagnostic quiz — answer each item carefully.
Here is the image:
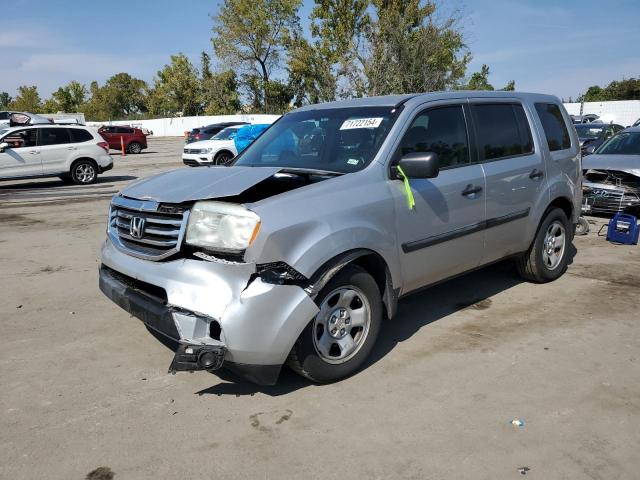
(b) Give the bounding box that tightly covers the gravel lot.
[1,137,639,479]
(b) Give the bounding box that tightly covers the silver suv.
[0,124,113,184]
[99,92,581,385]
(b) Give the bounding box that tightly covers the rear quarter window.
[535,103,571,151]
[69,128,94,143]
[471,103,534,161]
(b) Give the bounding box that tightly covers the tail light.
[97,141,110,153]
[195,134,201,140]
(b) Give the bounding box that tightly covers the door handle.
[28,150,40,155]
[529,168,544,180]
[461,184,482,196]
[67,146,77,150]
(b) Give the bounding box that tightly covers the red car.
[98,126,147,154]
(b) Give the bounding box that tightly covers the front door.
[391,103,486,294]
[0,128,41,178]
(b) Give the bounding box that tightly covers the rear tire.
[287,265,382,383]
[516,207,570,283]
[127,142,142,154]
[70,159,98,185]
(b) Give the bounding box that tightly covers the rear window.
[471,103,534,161]
[535,103,571,151]
[69,128,94,143]
[40,128,71,146]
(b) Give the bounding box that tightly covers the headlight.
[205,148,214,153]
[186,201,260,252]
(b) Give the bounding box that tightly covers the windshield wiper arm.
[278,167,344,176]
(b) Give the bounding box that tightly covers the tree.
[211,0,301,112]
[9,86,42,112]
[202,70,242,114]
[287,0,369,104]
[0,92,12,110]
[578,78,640,102]
[459,64,515,91]
[201,51,212,81]
[364,0,471,96]
[42,81,87,113]
[148,54,201,116]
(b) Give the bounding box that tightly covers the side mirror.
[397,152,440,179]
[583,144,596,155]
[0,142,9,153]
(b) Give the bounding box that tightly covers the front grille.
[184,148,206,154]
[584,188,640,214]
[108,196,189,261]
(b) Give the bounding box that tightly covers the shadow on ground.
[196,253,580,396]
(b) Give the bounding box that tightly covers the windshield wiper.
[278,167,344,177]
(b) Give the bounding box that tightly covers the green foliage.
[8,86,42,112]
[148,54,201,116]
[578,78,640,102]
[82,74,148,121]
[212,0,302,112]
[42,81,87,113]
[203,70,242,115]
[364,0,471,96]
[0,92,13,110]
[458,64,515,91]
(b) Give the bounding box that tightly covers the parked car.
[0,124,113,184]
[571,114,600,124]
[98,125,147,154]
[185,122,248,144]
[575,123,624,155]
[99,91,580,385]
[582,127,640,215]
[182,124,270,166]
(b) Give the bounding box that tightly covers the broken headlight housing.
[186,201,260,253]
[256,262,307,285]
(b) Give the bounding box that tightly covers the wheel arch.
[214,149,235,160]
[306,249,399,320]
[547,195,574,224]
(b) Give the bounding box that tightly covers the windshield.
[212,127,239,140]
[575,124,606,140]
[0,129,8,138]
[596,132,640,155]
[232,106,401,173]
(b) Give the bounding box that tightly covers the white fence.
[87,114,281,137]
[563,100,640,127]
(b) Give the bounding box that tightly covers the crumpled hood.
[583,154,640,177]
[120,166,281,203]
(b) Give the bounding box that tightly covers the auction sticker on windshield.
[340,118,383,130]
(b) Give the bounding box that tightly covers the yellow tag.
[396,166,415,210]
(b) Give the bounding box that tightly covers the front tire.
[214,151,233,166]
[516,207,570,283]
[70,160,98,185]
[287,265,382,383]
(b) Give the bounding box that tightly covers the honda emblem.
[130,216,145,239]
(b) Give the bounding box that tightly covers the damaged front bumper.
[99,239,319,385]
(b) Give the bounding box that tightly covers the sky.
[0,0,638,102]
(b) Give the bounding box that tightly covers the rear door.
[391,102,487,293]
[39,127,73,174]
[0,128,42,178]
[469,100,544,263]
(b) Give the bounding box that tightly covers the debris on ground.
[518,466,531,475]
[86,466,114,480]
[511,418,525,428]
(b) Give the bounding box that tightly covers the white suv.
[0,125,113,184]
[182,125,243,166]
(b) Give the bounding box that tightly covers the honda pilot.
[99,92,581,385]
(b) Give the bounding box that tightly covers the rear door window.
[39,128,71,146]
[471,103,534,161]
[534,103,571,151]
[400,105,470,168]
